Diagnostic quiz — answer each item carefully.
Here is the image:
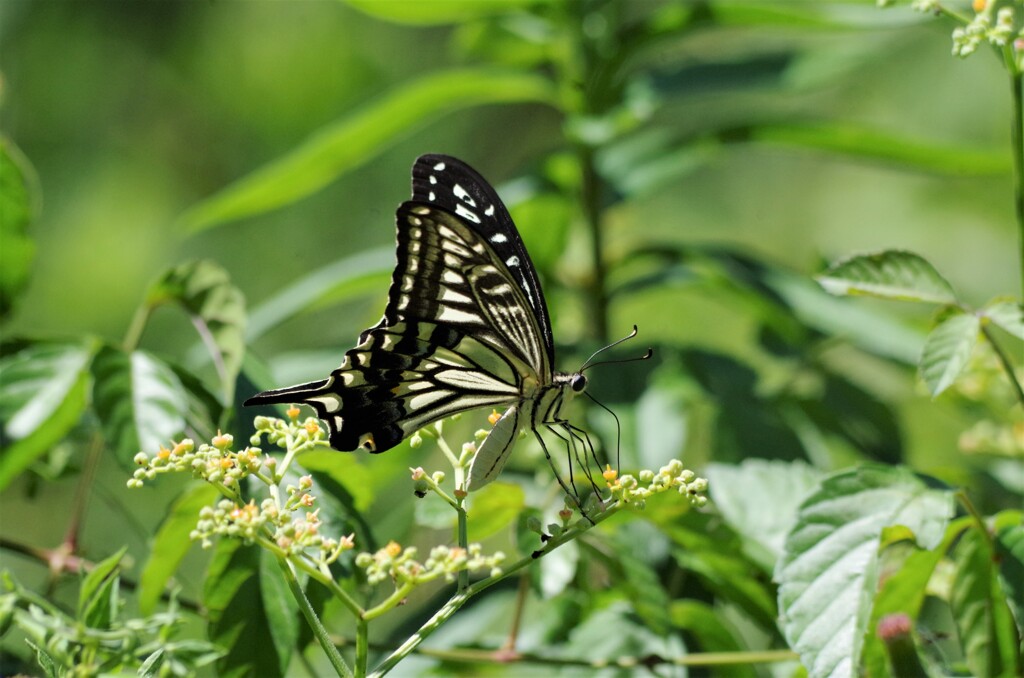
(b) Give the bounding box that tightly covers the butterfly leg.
[531,428,590,522]
[562,421,605,499]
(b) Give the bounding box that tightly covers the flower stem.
[1008,68,1024,297]
[355,617,369,678]
[277,556,352,678]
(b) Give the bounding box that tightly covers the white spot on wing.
[429,175,437,185]
[455,204,481,223]
[453,183,476,206]
[485,205,495,216]
[506,255,520,268]
[491,233,508,244]
[429,191,436,201]
[433,162,446,171]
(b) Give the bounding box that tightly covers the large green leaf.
[707,459,821,572]
[0,136,38,319]
[205,542,290,678]
[344,0,540,25]
[776,464,954,678]
[919,312,979,397]
[139,483,220,615]
[668,600,753,674]
[817,250,957,305]
[0,339,96,490]
[246,247,392,342]
[466,481,524,542]
[258,551,300,673]
[180,68,557,232]
[148,260,246,400]
[91,347,189,466]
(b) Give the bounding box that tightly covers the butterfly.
[246,154,634,496]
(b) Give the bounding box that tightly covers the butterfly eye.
[570,374,587,393]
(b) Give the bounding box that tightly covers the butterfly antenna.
[580,325,653,373]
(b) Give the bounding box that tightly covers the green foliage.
[2,0,1022,677]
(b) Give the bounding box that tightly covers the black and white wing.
[245,155,554,457]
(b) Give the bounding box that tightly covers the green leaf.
[952,525,1022,678]
[148,260,247,400]
[91,347,189,466]
[994,513,1024,635]
[258,551,299,673]
[590,531,673,636]
[296,449,376,512]
[180,68,556,232]
[776,464,954,678]
[78,546,127,630]
[205,542,288,678]
[751,123,1010,176]
[0,136,38,319]
[344,0,539,25]
[139,483,220,615]
[466,481,524,542]
[669,600,753,673]
[707,459,822,572]
[0,339,96,490]
[919,312,980,397]
[817,250,957,305]
[861,520,970,678]
[27,640,57,678]
[246,247,393,342]
[983,300,1024,340]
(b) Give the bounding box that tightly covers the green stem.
[955,489,994,550]
[981,324,1024,406]
[579,145,610,345]
[363,581,416,621]
[355,617,369,678]
[456,499,469,591]
[277,556,352,678]
[123,303,153,352]
[1008,68,1024,297]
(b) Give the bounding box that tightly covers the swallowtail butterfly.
[246,154,628,494]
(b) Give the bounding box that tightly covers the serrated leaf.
[707,459,821,571]
[79,546,127,630]
[983,301,1024,340]
[139,483,220,615]
[466,481,524,542]
[205,542,287,678]
[0,136,38,319]
[27,640,57,678]
[149,260,246,400]
[919,312,980,397]
[180,68,556,232]
[776,464,954,678]
[246,247,393,342]
[817,250,957,304]
[91,347,188,466]
[0,339,96,490]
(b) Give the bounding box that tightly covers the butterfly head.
[569,373,588,393]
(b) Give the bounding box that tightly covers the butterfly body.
[246,155,586,490]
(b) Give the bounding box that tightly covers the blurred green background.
[1,0,1020,674]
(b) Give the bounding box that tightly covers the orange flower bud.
[488,409,501,426]
[385,540,402,557]
[287,405,301,420]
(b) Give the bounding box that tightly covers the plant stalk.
[278,556,352,678]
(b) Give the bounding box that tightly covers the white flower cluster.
[355,541,506,586]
